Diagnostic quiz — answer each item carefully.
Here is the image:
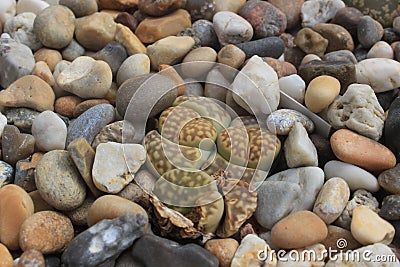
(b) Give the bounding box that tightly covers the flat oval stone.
[305,75,340,113]
[379,195,400,220]
[19,211,74,253]
[235,37,284,59]
[0,184,34,250]
[271,210,328,249]
[324,160,380,192]
[267,109,314,135]
[213,11,253,46]
[357,15,384,49]
[32,111,67,151]
[379,164,400,194]
[330,129,396,172]
[66,103,115,146]
[313,177,350,224]
[35,150,86,211]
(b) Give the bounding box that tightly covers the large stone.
[213,11,253,46]
[357,15,384,49]
[313,23,354,53]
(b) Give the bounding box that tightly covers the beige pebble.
[351,206,395,245]
[313,177,350,224]
[367,41,394,59]
[34,48,62,72]
[215,0,246,13]
[205,238,239,267]
[294,28,328,57]
[217,44,246,70]
[301,54,321,65]
[31,61,55,86]
[0,184,34,250]
[0,243,13,267]
[115,23,146,56]
[330,129,396,171]
[305,75,341,113]
[182,47,217,78]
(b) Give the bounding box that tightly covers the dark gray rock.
[62,214,147,267]
[14,158,36,192]
[379,195,400,220]
[0,161,13,188]
[357,15,384,49]
[310,134,335,168]
[45,255,61,267]
[66,104,115,146]
[323,50,357,64]
[62,39,85,61]
[331,7,363,39]
[235,37,285,59]
[185,0,215,21]
[192,19,219,50]
[4,108,40,133]
[376,89,398,111]
[385,97,400,161]
[92,42,128,77]
[382,28,400,43]
[284,46,306,68]
[131,234,218,267]
[353,45,368,62]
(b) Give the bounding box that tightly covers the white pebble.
[278,74,306,104]
[32,110,67,151]
[367,41,393,59]
[0,0,16,25]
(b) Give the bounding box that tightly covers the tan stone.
[215,0,246,13]
[135,9,191,44]
[313,23,355,52]
[271,210,328,249]
[0,75,55,112]
[0,243,13,267]
[34,48,62,72]
[19,211,74,253]
[98,0,138,10]
[263,57,297,79]
[330,129,396,171]
[305,75,341,113]
[295,28,328,57]
[75,12,117,51]
[182,47,217,78]
[54,96,82,118]
[115,23,146,56]
[0,184,34,250]
[351,206,395,245]
[28,190,54,213]
[300,54,322,65]
[104,82,118,105]
[159,64,186,96]
[87,195,148,227]
[32,61,55,86]
[217,44,246,70]
[205,238,239,267]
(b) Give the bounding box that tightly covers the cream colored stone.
[115,23,146,56]
[215,0,246,13]
[182,47,217,78]
[351,206,395,245]
[367,41,394,59]
[305,75,340,113]
[116,53,150,86]
[32,61,55,86]
[278,75,306,104]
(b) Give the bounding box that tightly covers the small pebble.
[294,27,328,57]
[61,39,85,61]
[115,23,146,56]
[65,197,93,226]
[231,234,270,267]
[32,61,55,86]
[305,75,340,113]
[2,125,35,166]
[59,0,97,17]
[14,153,43,192]
[357,15,384,49]
[217,44,245,70]
[115,12,138,32]
[300,54,322,65]
[72,99,110,118]
[213,11,253,46]
[267,109,314,135]
[17,249,45,267]
[116,54,150,86]
[269,0,304,30]
[204,238,239,267]
[29,190,54,213]
[54,96,82,118]
[192,19,219,49]
[379,164,400,194]
[0,161,13,188]
[301,0,345,28]
[0,243,13,267]
[379,195,400,220]
[331,7,363,38]
[323,49,358,64]
[278,74,306,104]
[182,46,217,78]
[367,40,394,59]
[313,22,354,52]
[263,57,297,78]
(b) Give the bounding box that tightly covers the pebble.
[322,225,361,251]
[147,36,195,69]
[269,0,304,30]
[131,234,219,267]
[327,83,385,141]
[204,238,239,267]
[351,206,395,245]
[267,109,314,135]
[92,142,146,193]
[367,40,394,59]
[301,0,345,28]
[33,5,75,49]
[383,28,400,45]
[62,214,147,266]
[87,195,148,227]
[91,121,124,148]
[231,55,280,115]
[6,106,40,134]
[19,211,74,253]
[284,122,318,168]
[217,44,245,70]
[91,41,127,78]
[2,125,35,166]
[323,49,358,64]
[61,39,85,61]
[0,161,13,188]
[379,195,400,220]
[31,111,66,151]
[235,36,285,59]
[35,150,86,210]
[0,243,13,267]
[379,164,400,194]
[298,60,356,92]
[182,46,217,78]
[386,97,400,159]
[59,0,97,17]
[54,96,81,118]
[0,35,35,88]
[231,234,269,267]
[14,153,42,192]
[330,129,396,172]
[204,67,229,102]
[184,78,204,96]
[33,48,62,72]
[16,0,49,15]
[32,61,55,86]
[17,249,45,267]
[262,57,297,78]
[215,0,245,14]
[75,12,117,51]
[240,0,286,38]
[0,184,34,250]
[117,54,150,85]
[355,58,400,93]
[73,99,110,118]
[138,0,185,16]
[300,54,322,65]
[278,74,306,104]
[192,19,219,49]
[66,103,115,145]
[0,0,16,25]
[331,7,363,38]
[294,28,328,57]
[115,12,138,33]
[159,64,186,96]
[271,210,328,249]
[185,0,215,21]
[358,16,384,49]
[4,12,41,51]
[213,11,253,46]
[314,23,355,53]
[305,75,340,113]
[313,177,350,224]
[136,9,191,44]
[115,23,146,56]
[29,190,54,212]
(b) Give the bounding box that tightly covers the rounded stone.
[305,75,341,113]
[271,210,328,249]
[182,47,217,78]
[357,16,384,49]
[87,195,148,227]
[322,225,361,251]
[323,50,357,64]
[4,107,39,133]
[33,5,75,49]
[19,211,74,253]
[116,54,150,86]
[91,41,127,77]
[213,11,253,46]
[17,249,45,267]
[379,164,400,194]
[239,0,287,38]
[59,0,97,17]
[33,48,62,72]
[236,36,285,59]
[269,0,304,30]
[331,7,363,39]
[54,96,82,118]
[313,23,354,53]
[330,129,396,172]
[35,150,86,211]
[16,0,49,15]
[0,161,13,188]
[0,184,34,250]
[278,74,306,104]
[65,197,94,226]
[367,40,393,59]
[32,61,55,87]
[301,0,345,28]
[0,243,13,267]
[31,111,67,152]
[75,12,117,51]
[204,238,239,267]
[73,99,110,118]
[217,44,245,70]
[294,28,328,57]
[61,39,85,61]
[262,57,297,79]
[115,12,138,33]
[267,109,314,135]
[192,19,219,49]
[57,56,112,99]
